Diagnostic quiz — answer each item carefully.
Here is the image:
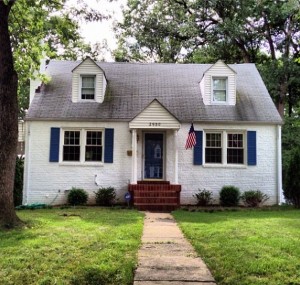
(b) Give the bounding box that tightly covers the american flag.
[185,123,197,149]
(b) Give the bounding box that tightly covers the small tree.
[284,147,300,208]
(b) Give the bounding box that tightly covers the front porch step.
[128,182,181,212]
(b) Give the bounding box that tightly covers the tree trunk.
[0,0,22,228]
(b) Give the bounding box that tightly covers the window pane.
[213,90,226,102]
[213,79,226,90]
[206,133,221,147]
[227,149,244,164]
[63,146,80,161]
[82,76,95,88]
[85,146,102,161]
[64,131,80,145]
[228,134,243,148]
[205,148,222,163]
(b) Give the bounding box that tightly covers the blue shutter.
[193,131,203,165]
[49,128,60,162]
[247,131,257,166]
[104,128,114,163]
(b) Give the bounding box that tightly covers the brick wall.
[23,121,280,206]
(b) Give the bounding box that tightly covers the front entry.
[144,133,164,179]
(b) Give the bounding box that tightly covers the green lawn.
[0,208,144,285]
[173,209,300,285]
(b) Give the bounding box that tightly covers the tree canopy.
[115,0,300,115]
[9,0,108,116]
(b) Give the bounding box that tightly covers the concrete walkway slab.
[134,212,216,285]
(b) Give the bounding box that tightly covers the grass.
[173,208,300,285]
[0,207,144,285]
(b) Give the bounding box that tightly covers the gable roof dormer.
[200,60,236,106]
[72,57,107,103]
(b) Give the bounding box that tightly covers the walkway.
[134,212,216,285]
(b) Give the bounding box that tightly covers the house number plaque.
[149,122,161,126]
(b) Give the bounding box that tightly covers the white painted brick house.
[23,58,283,209]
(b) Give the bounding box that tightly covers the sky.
[78,0,128,61]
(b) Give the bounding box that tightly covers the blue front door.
[144,133,164,179]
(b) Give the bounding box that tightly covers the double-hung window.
[205,133,222,163]
[85,131,103,161]
[63,131,80,161]
[81,75,95,100]
[205,131,245,165]
[62,129,103,162]
[212,77,227,102]
[227,133,244,164]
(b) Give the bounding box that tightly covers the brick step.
[129,186,181,191]
[134,202,179,205]
[134,198,178,203]
[128,183,181,212]
[136,205,178,211]
[134,191,178,197]
[137,181,170,185]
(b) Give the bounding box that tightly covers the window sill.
[210,101,228,105]
[78,99,96,102]
[203,163,247,169]
[59,162,104,167]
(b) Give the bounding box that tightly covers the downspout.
[277,125,284,204]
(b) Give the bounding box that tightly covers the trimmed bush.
[14,157,24,206]
[193,189,213,206]
[94,187,116,206]
[219,186,240,206]
[284,147,300,208]
[67,188,88,206]
[241,190,269,207]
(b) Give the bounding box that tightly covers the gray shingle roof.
[26,60,282,124]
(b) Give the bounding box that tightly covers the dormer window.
[72,58,107,103]
[81,75,95,100]
[212,77,227,103]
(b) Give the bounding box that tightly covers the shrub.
[241,190,269,207]
[67,188,88,206]
[14,157,24,206]
[284,147,300,208]
[193,189,213,206]
[94,187,116,206]
[219,186,240,206]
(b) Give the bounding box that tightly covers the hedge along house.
[23,58,283,210]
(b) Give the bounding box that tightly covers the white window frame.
[211,77,228,104]
[60,128,104,165]
[204,130,246,166]
[80,75,96,101]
